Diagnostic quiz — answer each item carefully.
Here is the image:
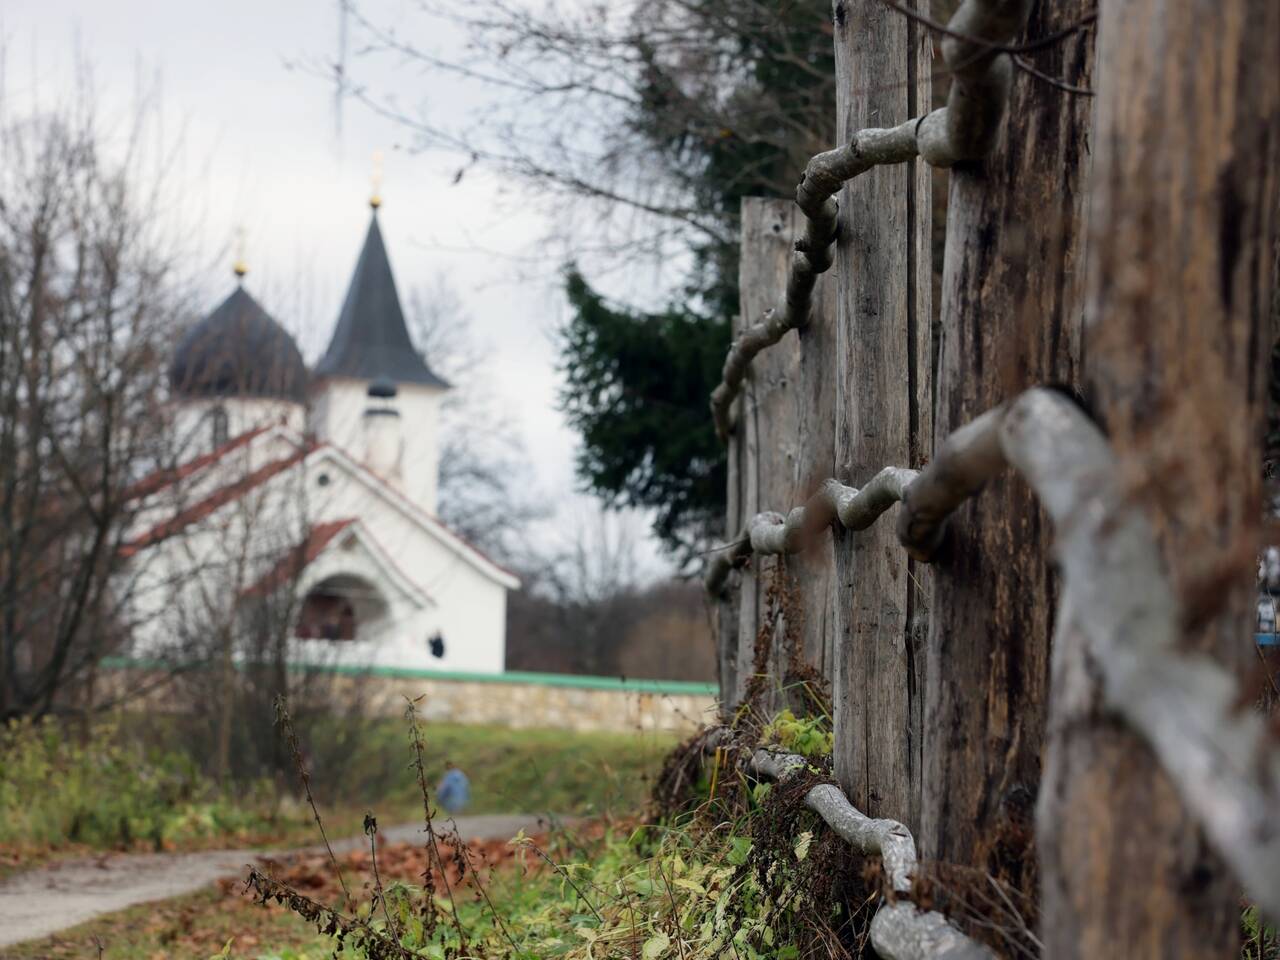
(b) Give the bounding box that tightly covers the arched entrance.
[294,573,388,641]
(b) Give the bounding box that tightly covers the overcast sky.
[3,0,674,579]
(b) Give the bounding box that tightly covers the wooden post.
[831,0,932,823]
[1038,0,1279,954]
[919,0,1093,880]
[793,222,839,695]
[727,198,837,718]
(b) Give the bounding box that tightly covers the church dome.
[170,286,308,402]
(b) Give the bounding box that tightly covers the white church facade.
[119,204,518,675]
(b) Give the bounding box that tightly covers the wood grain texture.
[729,199,838,715]
[919,0,1093,879]
[792,209,840,691]
[831,0,932,825]
[1038,0,1280,955]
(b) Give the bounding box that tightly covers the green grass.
[0,718,288,860]
[0,714,675,869]
[315,718,676,819]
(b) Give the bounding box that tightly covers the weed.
[0,717,283,856]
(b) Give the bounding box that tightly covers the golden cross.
[232,226,248,279]
[370,150,384,209]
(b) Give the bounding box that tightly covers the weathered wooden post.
[1038,0,1279,954]
[722,198,837,717]
[830,0,932,823]
[919,0,1093,879]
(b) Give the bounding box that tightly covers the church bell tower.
[311,191,450,513]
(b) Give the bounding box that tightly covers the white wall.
[173,397,305,458]
[396,385,444,515]
[304,450,507,672]
[124,464,312,660]
[123,436,509,675]
[311,378,444,515]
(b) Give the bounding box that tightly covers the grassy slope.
[321,720,675,819]
[0,717,674,873]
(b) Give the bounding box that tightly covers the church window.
[429,633,446,658]
[210,405,229,448]
[317,472,331,488]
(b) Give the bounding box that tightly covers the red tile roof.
[242,519,357,596]
[123,434,519,590]
[120,447,310,557]
[124,425,272,500]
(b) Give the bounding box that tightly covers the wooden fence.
[704,0,1278,955]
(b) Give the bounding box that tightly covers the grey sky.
[3,0,673,578]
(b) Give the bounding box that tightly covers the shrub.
[0,717,278,852]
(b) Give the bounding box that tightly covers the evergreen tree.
[559,271,730,562]
[557,0,835,557]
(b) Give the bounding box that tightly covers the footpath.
[0,813,548,949]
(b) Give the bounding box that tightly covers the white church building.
[120,202,518,675]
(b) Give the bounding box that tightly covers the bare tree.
[324,0,833,275]
[506,504,641,676]
[405,276,546,567]
[0,99,188,721]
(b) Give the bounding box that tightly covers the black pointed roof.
[170,286,308,401]
[315,213,449,389]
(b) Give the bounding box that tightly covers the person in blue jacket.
[436,761,470,815]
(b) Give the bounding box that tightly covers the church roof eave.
[305,445,521,591]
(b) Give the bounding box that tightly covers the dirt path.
[0,813,553,950]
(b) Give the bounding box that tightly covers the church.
[119,198,518,675]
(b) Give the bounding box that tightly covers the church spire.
[314,205,449,389]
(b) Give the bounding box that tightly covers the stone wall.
[98,660,718,734]
[353,675,715,733]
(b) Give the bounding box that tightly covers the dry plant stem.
[710,0,1030,443]
[657,861,691,960]
[898,388,1280,917]
[275,695,352,905]
[366,819,401,942]
[749,748,994,960]
[404,700,469,949]
[451,828,524,955]
[704,467,918,598]
[245,867,417,960]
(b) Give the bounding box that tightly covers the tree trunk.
[728,198,837,719]
[919,0,1093,883]
[216,624,234,784]
[1038,0,1280,955]
[831,0,932,823]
